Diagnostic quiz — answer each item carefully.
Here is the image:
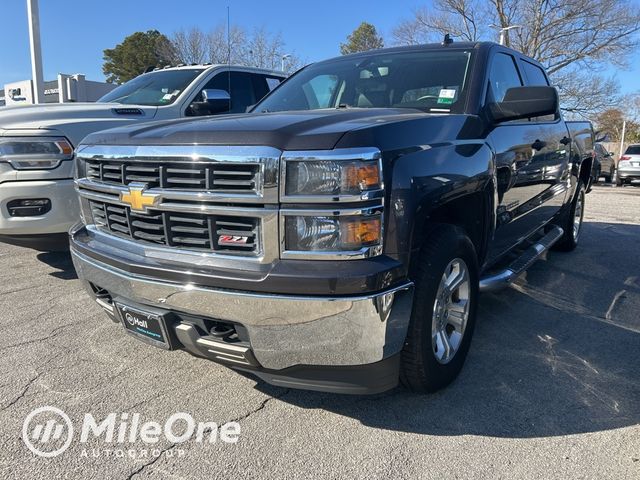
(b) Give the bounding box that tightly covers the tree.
[103,30,175,84]
[340,22,384,55]
[170,25,303,73]
[392,0,640,116]
[595,105,640,143]
[172,27,208,64]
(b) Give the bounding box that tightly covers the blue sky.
[0,0,639,95]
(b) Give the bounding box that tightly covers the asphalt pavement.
[0,183,638,479]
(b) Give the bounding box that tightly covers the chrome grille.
[85,159,260,193]
[89,200,259,254]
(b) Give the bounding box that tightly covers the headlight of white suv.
[0,136,73,170]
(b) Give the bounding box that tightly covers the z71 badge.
[218,235,249,245]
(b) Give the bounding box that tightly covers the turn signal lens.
[341,217,381,249]
[56,140,73,155]
[343,163,380,192]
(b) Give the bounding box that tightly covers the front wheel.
[400,226,478,393]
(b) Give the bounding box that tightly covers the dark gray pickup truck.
[70,41,594,394]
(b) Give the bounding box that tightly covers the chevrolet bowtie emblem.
[120,183,159,212]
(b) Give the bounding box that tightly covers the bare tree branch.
[392,0,640,116]
[170,25,303,73]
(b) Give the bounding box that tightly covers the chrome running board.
[479,226,564,293]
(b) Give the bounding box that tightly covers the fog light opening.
[7,198,51,217]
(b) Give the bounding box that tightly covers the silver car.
[617,144,640,186]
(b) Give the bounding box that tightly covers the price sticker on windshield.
[437,89,456,104]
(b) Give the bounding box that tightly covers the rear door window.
[521,60,549,86]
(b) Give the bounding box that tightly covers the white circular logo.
[22,406,74,458]
[125,312,136,326]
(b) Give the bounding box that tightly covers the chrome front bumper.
[70,248,414,372]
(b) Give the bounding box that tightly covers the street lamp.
[281,54,292,72]
[495,25,522,46]
[27,0,44,104]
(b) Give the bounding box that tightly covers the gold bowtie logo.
[120,184,159,212]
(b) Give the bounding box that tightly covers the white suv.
[0,65,284,250]
[617,144,640,186]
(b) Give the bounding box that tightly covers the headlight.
[282,148,383,201]
[282,207,383,258]
[0,136,73,170]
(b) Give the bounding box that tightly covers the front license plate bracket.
[115,301,176,350]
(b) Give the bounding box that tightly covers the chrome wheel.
[573,189,585,241]
[431,258,470,364]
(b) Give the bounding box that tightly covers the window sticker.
[437,88,456,104]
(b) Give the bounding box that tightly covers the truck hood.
[0,103,158,145]
[81,108,430,151]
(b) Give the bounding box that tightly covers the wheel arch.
[410,182,495,274]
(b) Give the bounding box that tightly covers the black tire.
[616,176,624,187]
[400,225,479,393]
[552,180,585,252]
[604,167,614,184]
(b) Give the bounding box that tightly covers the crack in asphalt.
[0,283,49,297]
[0,372,42,411]
[0,322,75,352]
[125,388,291,479]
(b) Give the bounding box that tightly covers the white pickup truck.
[0,65,284,250]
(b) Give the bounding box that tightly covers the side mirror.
[201,89,231,113]
[608,152,615,157]
[489,86,558,123]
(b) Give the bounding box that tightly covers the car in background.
[0,65,285,250]
[617,144,640,186]
[592,143,616,185]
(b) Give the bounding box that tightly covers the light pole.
[27,0,44,104]
[619,119,627,159]
[281,54,291,72]
[497,25,522,46]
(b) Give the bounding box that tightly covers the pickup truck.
[0,65,284,250]
[70,41,594,394]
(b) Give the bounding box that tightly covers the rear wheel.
[400,226,478,393]
[604,166,614,183]
[616,176,624,187]
[553,180,585,252]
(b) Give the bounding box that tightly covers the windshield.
[99,69,204,106]
[255,50,473,113]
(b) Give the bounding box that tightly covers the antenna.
[227,6,231,112]
[442,33,453,45]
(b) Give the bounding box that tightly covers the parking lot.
[0,184,638,479]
